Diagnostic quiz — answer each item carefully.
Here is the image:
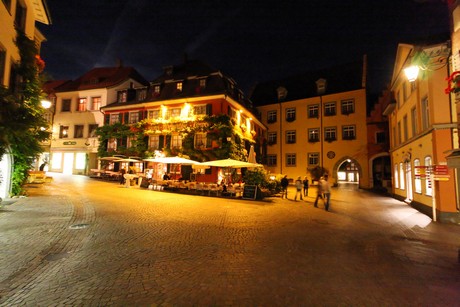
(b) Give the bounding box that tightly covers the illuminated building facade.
[100,59,265,182]
[47,66,148,174]
[252,59,370,188]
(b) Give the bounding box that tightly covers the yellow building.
[386,41,460,223]
[0,0,50,198]
[252,59,369,188]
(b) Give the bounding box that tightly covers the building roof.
[250,60,366,106]
[42,79,70,94]
[53,66,149,92]
[104,59,251,109]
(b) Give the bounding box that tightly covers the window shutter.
[104,114,110,125]
[165,135,171,148]
[159,135,165,148]
[139,111,143,120]
[206,104,212,116]
[123,113,129,124]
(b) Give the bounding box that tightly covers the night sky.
[37,0,450,95]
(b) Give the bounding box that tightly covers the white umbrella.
[114,158,142,162]
[200,158,261,168]
[248,145,257,164]
[144,156,199,165]
[99,155,125,161]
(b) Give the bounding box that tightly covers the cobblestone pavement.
[1,173,460,306]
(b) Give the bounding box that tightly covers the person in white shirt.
[322,175,331,211]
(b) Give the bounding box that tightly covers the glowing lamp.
[404,65,420,82]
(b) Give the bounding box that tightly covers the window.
[74,125,84,138]
[110,113,120,124]
[394,164,399,188]
[118,91,127,103]
[324,102,336,116]
[324,127,337,141]
[399,163,405,190]
[403,115,408,141]
[308,128,319,142]
[286,153,296,166]
[398,121,402,144]
[14,0,26,31]
[0,47,5,85]
[421,96,430,131]
[137,89,147,101]
[88,124,98,138]
[153,85,161,96]
[342,125,356,140]
[195,133,207,149]
[268,132,277,145]
[194,105,207,116]
[170,108,181,118]
[77,98,87,111]
[414,159,422,194]
[149,135,160,150]
[199,79,206,88]
[308,104,319,118]
[91,97,101,111]
[267,155,277,166]
[411,107,417,136]
[341,99,355,115]
[376,132,385,144]
[61,99,71,112]
[107,138,117,151]
[171,134,182,149]
[267,110,277,123]
[286,108,296,122]
[286,130,296,144]
[129,112,139,124]
[308,153,319,166]
[59,125,69,139]
[148,109,160,119]
[176,82,183,92]
[425,156,432,196]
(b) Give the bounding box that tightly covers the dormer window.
[277,86,288,101]
[177,82,183,92]
[316,78,327,95]
[199,79,206,88]
[118,91,127,103]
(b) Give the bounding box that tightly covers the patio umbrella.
[247,145,257,165]
[99,155,126,161]
[114,158,142,163]
[200,158,261,168]
[143,156,199,180]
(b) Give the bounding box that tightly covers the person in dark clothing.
[303,176,309,197]
[280,175,289,199]
[119,168,126,185]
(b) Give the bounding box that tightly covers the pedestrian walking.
[303,176,309,197]
[294,176,303,200]
[280,175,289,199]
[314,177,323,207]
[322,175,331,211]
[119,168,126,185]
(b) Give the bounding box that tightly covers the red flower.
[35,55,45,72]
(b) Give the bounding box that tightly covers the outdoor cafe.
[89,156,262,198]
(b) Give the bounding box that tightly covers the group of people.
[280,174,331,211]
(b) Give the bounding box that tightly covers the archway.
[333,157,362,188]
[369,153,391,191]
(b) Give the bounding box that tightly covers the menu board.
[242,185,257,200]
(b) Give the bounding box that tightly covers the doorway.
[63,153,74,175]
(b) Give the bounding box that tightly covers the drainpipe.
[279,101,283,175]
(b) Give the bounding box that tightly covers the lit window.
[110,114,119,124]
[91,97,101,111]
[199,79,206,88]
[414,159,422,193]
[399,163,405,190]
[75,153,86,170]
[88,124,98,138]
[394,164,399,189]
[177,82,183,91]
[425,157,432,196]
[286,153,296,166]
[308,128,319,142]
[59,126,69,139]
[194,105,207,116]
[195,133,207,149]
[148,109,160,119]
[149,135,160,150]
[129,112,139,124]
[137,89,147,101]
[107,138,117,151]
[171,134,182,149]
[77,98,87,111]
[171,108,181,118]
[118,91,127,103]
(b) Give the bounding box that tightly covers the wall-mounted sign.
[63,141,77,145]
[327,151,335,159]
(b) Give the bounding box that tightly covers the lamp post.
[404,66,420,83]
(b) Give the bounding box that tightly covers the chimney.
[116,58,123,68]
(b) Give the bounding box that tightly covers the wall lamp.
[404,43,450,82]
[41,99,52,109]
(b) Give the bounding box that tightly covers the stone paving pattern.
[1,174,460,306]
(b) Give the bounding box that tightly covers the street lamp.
[404,66,420,83]
[41,99,52,109]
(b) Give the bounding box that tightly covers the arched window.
[425,156,432,196]
[399,163,405,190]
[414,159,422,193]
[394,164,399,188]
